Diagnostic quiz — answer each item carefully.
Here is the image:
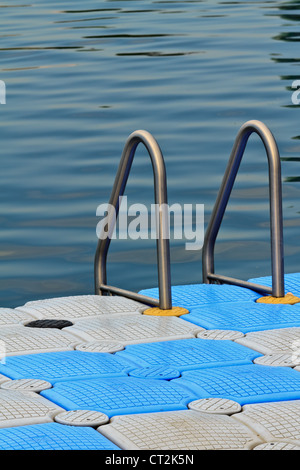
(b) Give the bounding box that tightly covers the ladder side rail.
[94,130,172,310]
[202,120,284,298]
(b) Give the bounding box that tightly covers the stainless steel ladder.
[94,130,172,310]
[202,120,285,298]
[94,120,285,310]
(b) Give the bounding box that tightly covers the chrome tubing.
[202,120,284,298]
[94,130,172,310]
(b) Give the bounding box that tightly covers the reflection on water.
[0,0,300,307]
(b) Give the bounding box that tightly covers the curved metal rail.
[94,130,172,309]
[202,120,285,297]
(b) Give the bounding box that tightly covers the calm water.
[1,0,300,307]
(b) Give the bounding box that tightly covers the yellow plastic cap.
[143,306,189,317]
[256,292,300,305]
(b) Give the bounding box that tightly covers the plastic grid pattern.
[0,350,136,384]
[0,389,63,428]
[233,400,300,445]
[1,275,300,449]
[98,409,262,450]
[247,273,300,297]
[181,302,300,333]
[139,283,260,308]
[0,308,35,327]
[235,327,300,355]
[17,295,147,321]
[0,326,79,356]
[115,338,261,372]
[0,422,120,450]
[173,364,300,405]
[40,376,197,418]
[64,314,202,345]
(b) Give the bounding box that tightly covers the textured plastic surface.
[139,283,260,308]
[41,376,197,418]
[98,410,262,450]
[3,274,300,449]
[0,308,35,326]
[0,389,63,428]
[173,364,300,405]
[0,375,10,385]
[254,354,299,367]
[0,350,135,384]
[116,338,261,372]
[1,379,52,392]
[248,273,300,298]
[17,295,147,320]
[55,410,109,427]
[181,302,300,333]
[188,398,242,415]
[0,325,79,356]
[197,329,244,341]
[75,341,125,353]
[233,400,300,445]
[236,327,300,355]
[254,442,300,450]
[0,422,120,450]
[128,366,181,380]
[64,314,202,345]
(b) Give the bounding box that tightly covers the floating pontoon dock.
[1,121,300,450]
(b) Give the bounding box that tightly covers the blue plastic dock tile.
[247,273,300,297]
[116,338,261,372]
[128,366,181,380]
[41,376,197,418]
[139,284,260,309]
[0,350,135,384]
[173,364,300,405]
[0,422,120,450]
[180,301,300,333]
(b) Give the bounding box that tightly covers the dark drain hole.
[25,319,73,329]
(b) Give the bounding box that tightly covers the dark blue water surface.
[1,0,300,307]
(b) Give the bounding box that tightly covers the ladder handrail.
[202,120,285,297]
[94,130,172,310]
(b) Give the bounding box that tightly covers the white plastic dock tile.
[0,422,120,450]
[0,389,64,428]
[0,350,135,384]
[235,327,300,355]
[254,354,299,368]
[254,442,300,450]
[0,308,35,327]
[188,398,242,415]
[75,341,125,353]
[0,375,10,385]
[197,329,244,341]
[115,337,261,372]
[233,400,300,446]
[98,409,262,450]
[17,295,147,321]
[41,376,197,418]
[55,409,109,427]
[1,379,52,392]
[64,314,202,345]
[0,325,79,356]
